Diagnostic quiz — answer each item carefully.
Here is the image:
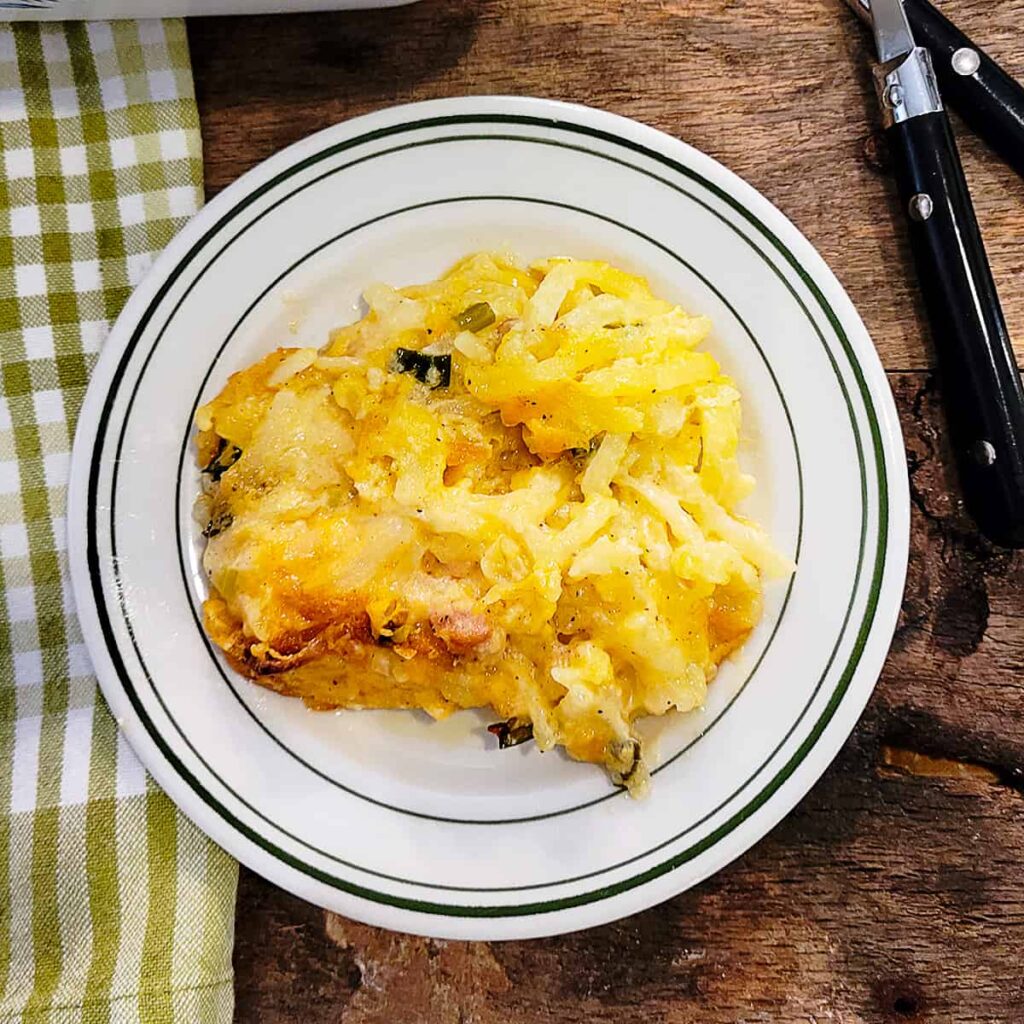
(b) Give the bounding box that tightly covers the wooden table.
[187,2,1024,1020]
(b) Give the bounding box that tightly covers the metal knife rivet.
[951,47,981,77]
[908,193,933,221]
[969,440,997,467]
[886,83,904,108]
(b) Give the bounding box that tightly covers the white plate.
[68,96,909,940]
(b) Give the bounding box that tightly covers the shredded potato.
[195,253,792,792]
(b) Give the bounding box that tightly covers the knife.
[858,0,1024,547]
[847,0,1024,180]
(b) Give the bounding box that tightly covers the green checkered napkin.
[0,20,237,1023]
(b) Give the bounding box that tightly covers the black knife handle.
[904,0,1024,181]
[887,110,1024,547]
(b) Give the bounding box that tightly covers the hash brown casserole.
[194,253,791,792]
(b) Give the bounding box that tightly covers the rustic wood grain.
[182,2,1024,1020]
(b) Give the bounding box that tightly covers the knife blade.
[865,0,914,62]
[845,0,1024,181]
[863,0,1024,547]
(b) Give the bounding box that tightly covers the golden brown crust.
[203,591,462,682]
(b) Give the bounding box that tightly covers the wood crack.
[879,743,1024,797]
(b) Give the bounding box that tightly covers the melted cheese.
[195,252,791,791]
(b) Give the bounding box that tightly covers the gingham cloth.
[0,20,238,1024]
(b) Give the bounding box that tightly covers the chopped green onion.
[202,440,242,482]
[610,738,642,785]
[389,348,452,388]
[487,717,534,749]
[202,509,234,538]
[454,301,496,333]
